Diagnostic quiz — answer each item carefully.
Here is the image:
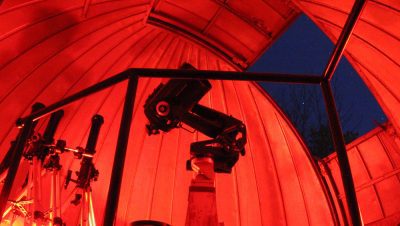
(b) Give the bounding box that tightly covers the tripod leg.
[80,189,90,226]
[27,161,34,226]
[32,157,44,224]
[50,170,61,222]
[88,190,96,226]
[2,207,11,220]
[56,170,62,218]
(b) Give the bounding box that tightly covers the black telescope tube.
[85,114,104,154]
[76,114,104,189]
[42,110,64,144]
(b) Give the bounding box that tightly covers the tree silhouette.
[271,79,360,158]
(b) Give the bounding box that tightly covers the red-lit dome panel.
[146,0,300,68]
[322,124,400,225]
[0,0,335,225]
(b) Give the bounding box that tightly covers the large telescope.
[144,65,246,173]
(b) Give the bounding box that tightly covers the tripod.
[1,113,102,226]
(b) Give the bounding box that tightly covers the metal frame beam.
[319,0,367,225]
[17,69,320,124]
[103,77,139,225]
[322,0,366,81]
[321,81,361,226]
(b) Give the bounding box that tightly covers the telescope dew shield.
[43,110,64,145]
[85,114,104,154]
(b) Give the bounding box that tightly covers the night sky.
[249,14,386,138]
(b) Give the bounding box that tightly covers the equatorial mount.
[144,64,247,173]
